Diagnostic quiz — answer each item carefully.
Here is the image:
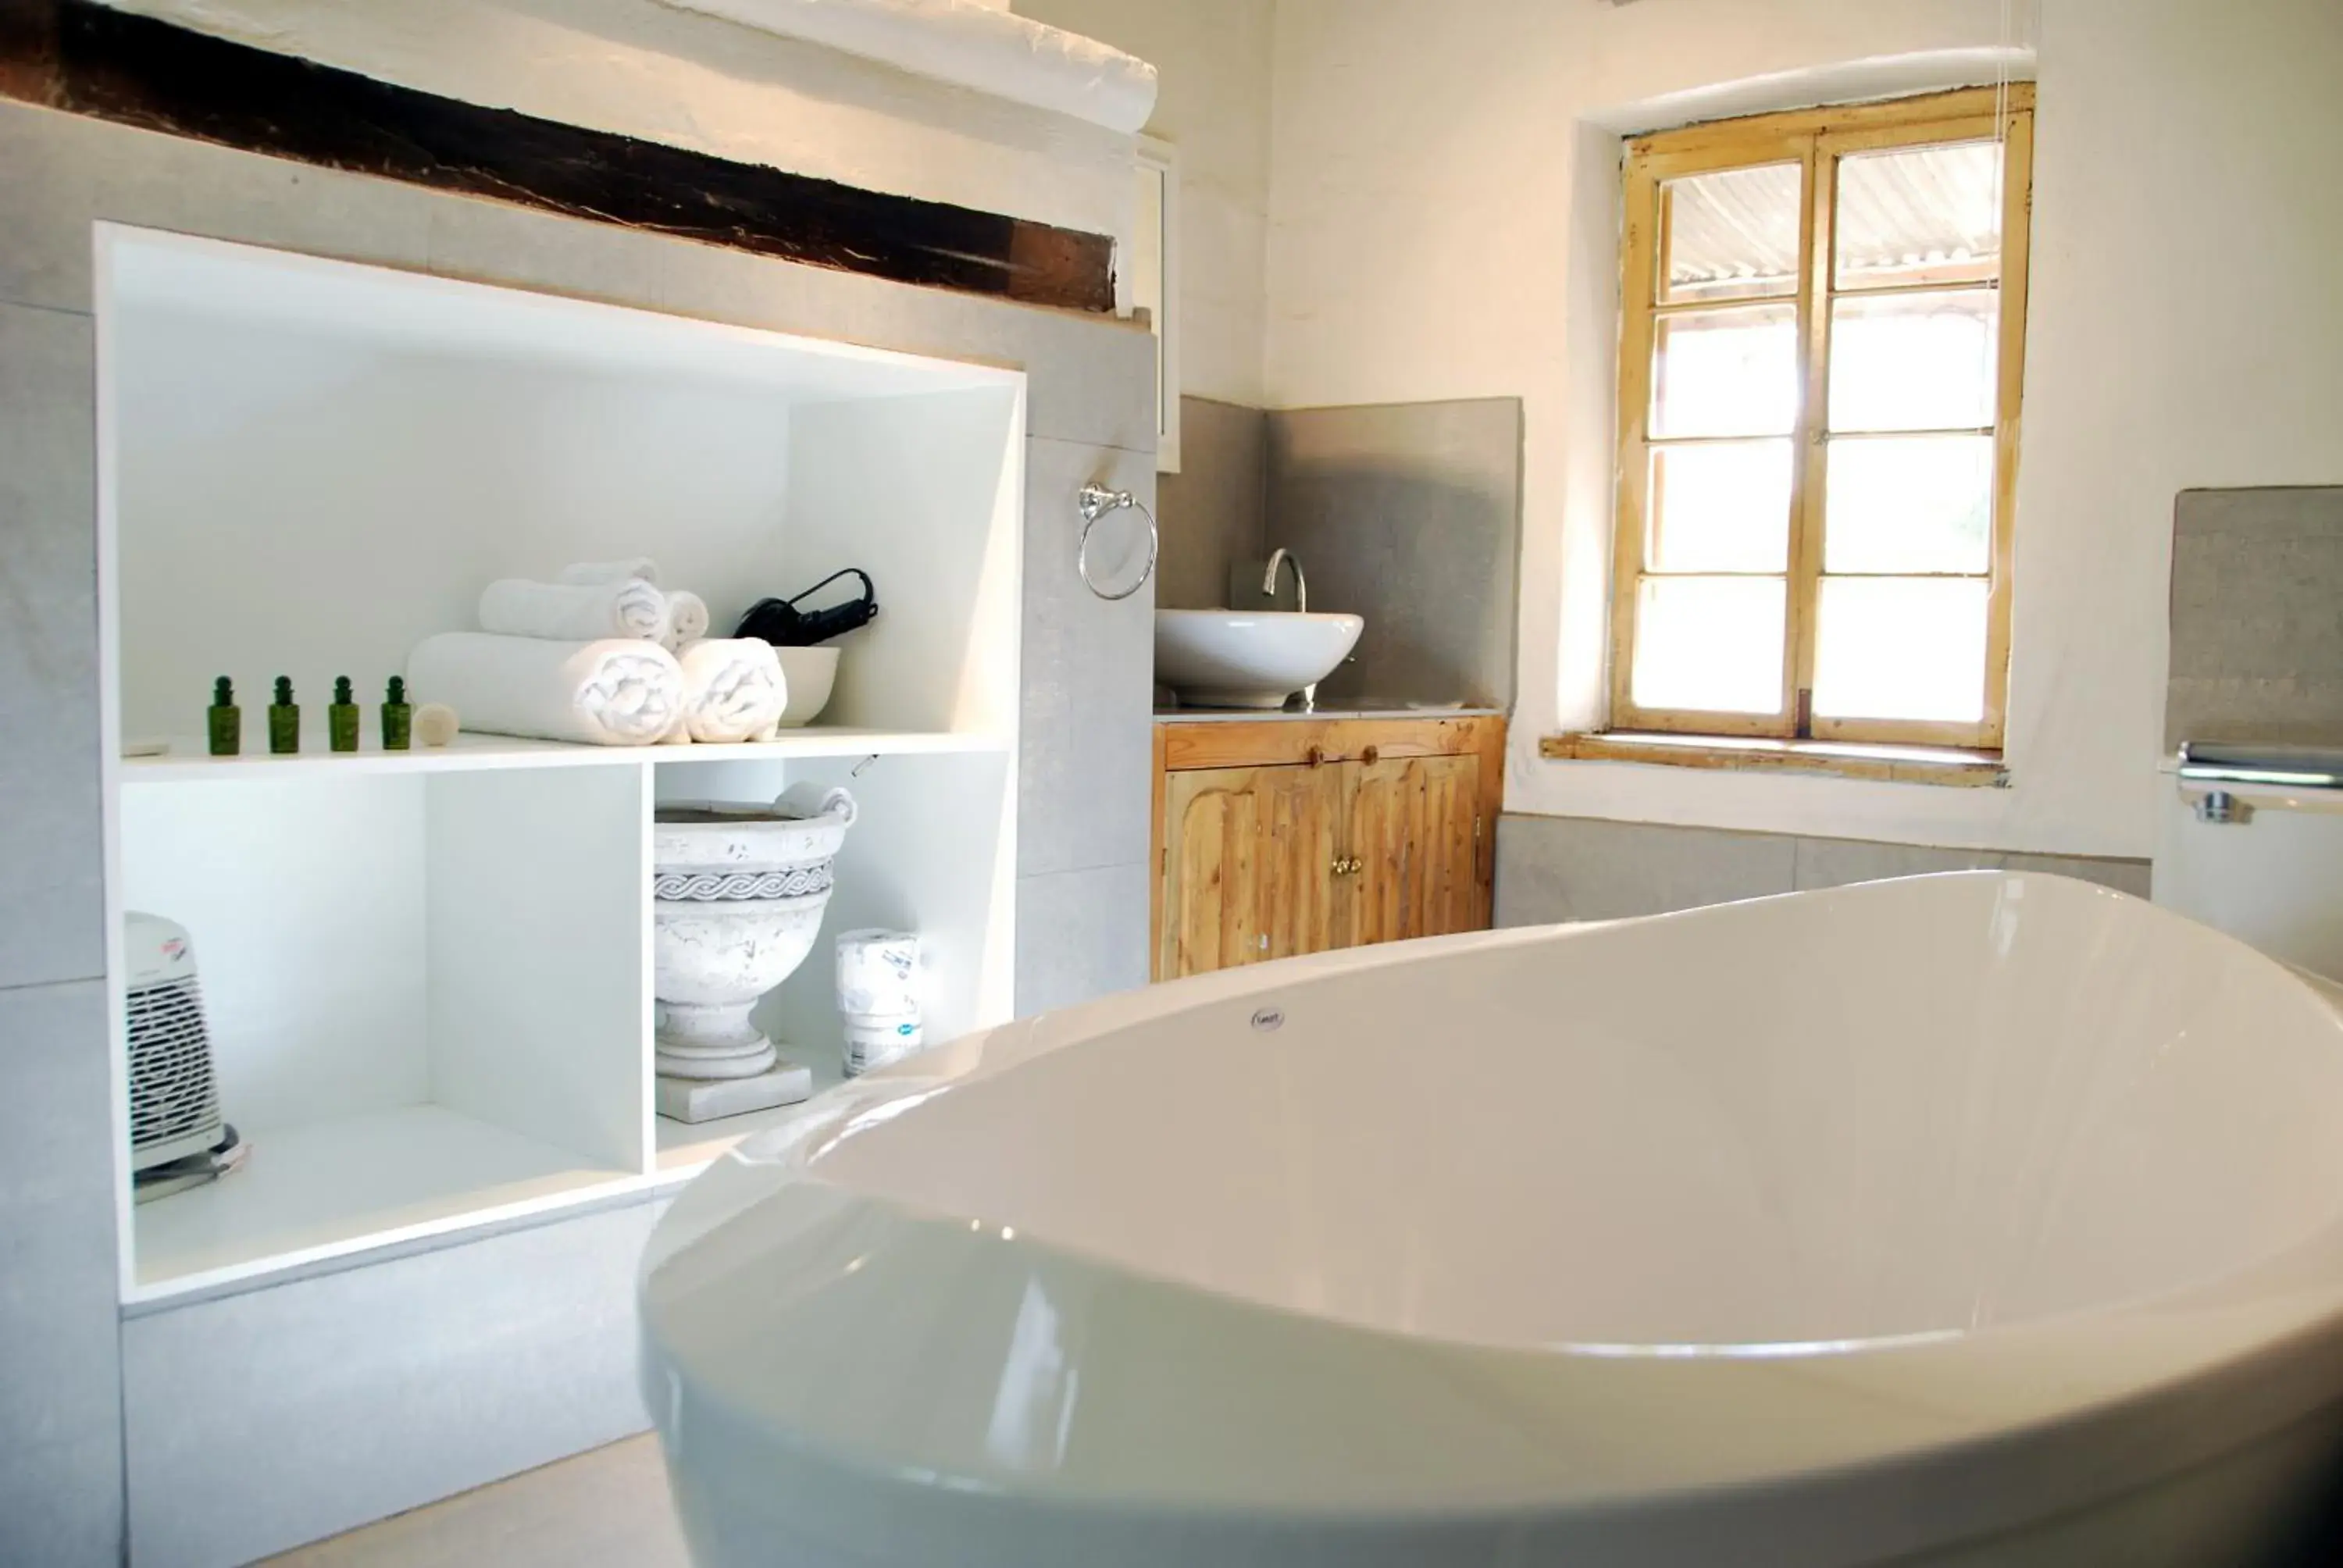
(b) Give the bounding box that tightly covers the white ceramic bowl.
[1154,609,1364,708]
[772,647,841,728]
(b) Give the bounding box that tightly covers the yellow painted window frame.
[1609,85,2036,751]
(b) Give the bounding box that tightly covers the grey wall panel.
[1495,814,1796,926]
[1496,814,2152,928]
[1154,397,1268,613]
[124,1198,666,1568]
[1015,863,1150,1017]
[1018,437,1155,883]
[1264,398,1523,708]
[0,979,125,1568]
[0,300,104,992]
[2167,486,2343,750]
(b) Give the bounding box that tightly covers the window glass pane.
[1662,162,1802,304]
[1835,141,2003,290]
[1632,577,1785,715]
[1828,289,1998,433]
[1824,434,1994,575]
[1813,577,1989,722]
[1649,440,1792,572]
[1652,305,1798,439]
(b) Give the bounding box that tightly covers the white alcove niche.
[98,225,1024,1303]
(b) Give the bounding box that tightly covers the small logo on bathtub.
[1250,1007,1284,1032]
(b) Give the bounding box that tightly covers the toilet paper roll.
[836,929,921,1015]
[843,1014,924,1078]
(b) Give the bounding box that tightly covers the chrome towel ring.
[1076,483,1158,602]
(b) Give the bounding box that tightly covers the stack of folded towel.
[405,560,786,747]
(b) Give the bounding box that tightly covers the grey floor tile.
[263,1434,687,1568]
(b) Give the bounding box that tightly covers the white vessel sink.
[1154,610,1364,709]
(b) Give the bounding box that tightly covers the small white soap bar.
[415,703,460,748]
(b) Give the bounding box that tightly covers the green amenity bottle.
[269,676,300,755]
[207,676,240,757]
[381,675,412,751]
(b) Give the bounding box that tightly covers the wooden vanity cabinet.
[1152,715,1506,981]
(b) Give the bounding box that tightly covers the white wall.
[1262,0,2343,858]
[1017,0,1278,405]
[96,0,1135,255]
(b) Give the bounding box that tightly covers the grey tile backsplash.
[2167,486,2343,750]
[1265,398,1522,708]
[1151,394,1524,711]
[1495,814,2151,928]
[1154,397,1267,613]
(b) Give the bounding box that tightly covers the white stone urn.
[652,784,857,1082]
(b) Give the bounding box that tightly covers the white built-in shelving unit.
[98,226,1024,1305]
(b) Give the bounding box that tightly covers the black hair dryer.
[736,569,878,647]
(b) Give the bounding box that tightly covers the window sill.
[1540,732,2008,788]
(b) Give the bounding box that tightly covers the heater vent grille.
[127,975,223,1157]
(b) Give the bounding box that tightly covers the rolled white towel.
[662,590,711,653]
[479,577,669,643]
[676,638,787,743]
[558,558,660,587]
[407,633,684,747]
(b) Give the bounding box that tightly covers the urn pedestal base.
[656,1062,814,1124]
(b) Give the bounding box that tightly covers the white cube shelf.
[99,226,1024,1303]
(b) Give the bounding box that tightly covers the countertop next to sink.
[1154,703,1505,724]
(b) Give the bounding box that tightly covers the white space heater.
[123,912,226,1173]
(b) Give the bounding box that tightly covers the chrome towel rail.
[1075,483,1157,602]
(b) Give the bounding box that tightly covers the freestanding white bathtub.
[640,873,2343,1566]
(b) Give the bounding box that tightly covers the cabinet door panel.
[1346,754,1482,948]
[1160,765,1340,978]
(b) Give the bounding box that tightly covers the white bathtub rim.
[644,872,2343,1558]
[663,873,2343,1344]
[643,1167,2343,1563]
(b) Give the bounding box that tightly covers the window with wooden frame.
[1608,86,2034,754]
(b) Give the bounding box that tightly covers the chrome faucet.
[1262,547,1307,615]
[1262,548,1316,707]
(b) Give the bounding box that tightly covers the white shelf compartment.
[650,747,1016,1177]
[100,225,1025,1301]
[116,764,651,1300]
[134,1106,633,1300]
